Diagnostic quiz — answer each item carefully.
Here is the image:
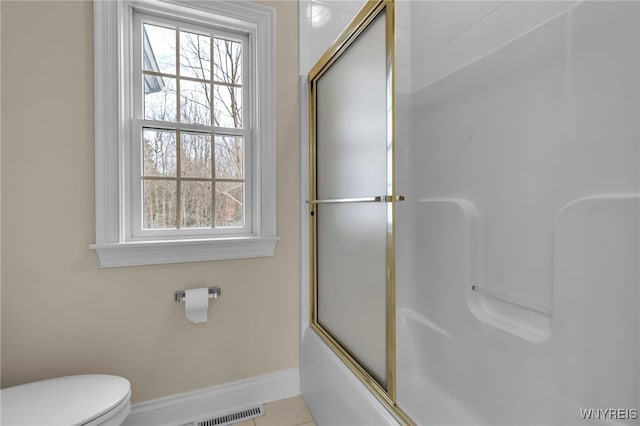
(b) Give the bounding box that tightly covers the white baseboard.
[122,368,300,426]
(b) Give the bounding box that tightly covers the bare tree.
[142,25,245,230]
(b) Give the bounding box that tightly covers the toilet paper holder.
[175,286,221,303]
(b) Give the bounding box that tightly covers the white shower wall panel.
[552,195,639,413]
[398,1,639,424]
[411,1,580,91]
[409,8,571,324]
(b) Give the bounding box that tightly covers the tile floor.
[236,396,315,426]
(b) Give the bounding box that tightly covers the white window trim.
[91,0,278,268]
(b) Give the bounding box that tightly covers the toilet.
[1,374,131,425]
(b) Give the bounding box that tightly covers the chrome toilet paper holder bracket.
[175,286,222,303]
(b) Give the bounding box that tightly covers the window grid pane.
[143,24,176,75]
[143,179,177,229]
[213,86,242,128]
[144,76,177,122]
[180,79,211,125]
[143,129,177,177]
[141,20,245,231]
[181,181,212,228]
[215,135,243,179]
[213,38,242,85]
[215,182,244,227]
[181,132,212,178]
[180,30,210,80]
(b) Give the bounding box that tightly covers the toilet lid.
[1,374,131,426]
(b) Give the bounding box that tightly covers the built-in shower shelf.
[471,285,552,316]
[468,284,552,342]
[414,198,554,342]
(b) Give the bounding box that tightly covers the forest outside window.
[92,1,277,267]
[133,16,250,238]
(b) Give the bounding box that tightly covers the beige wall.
[0,0,299,403]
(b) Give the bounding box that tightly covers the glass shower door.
[309,5,391,392]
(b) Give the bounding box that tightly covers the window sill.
[90,236,279,268]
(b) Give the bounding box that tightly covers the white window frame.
[91,0,277,267]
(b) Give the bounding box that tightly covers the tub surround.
[300,1,640,424]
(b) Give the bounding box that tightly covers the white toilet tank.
[1,374,131,426]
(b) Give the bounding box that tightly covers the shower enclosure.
[300,1,639,424]
[306,1,407,421]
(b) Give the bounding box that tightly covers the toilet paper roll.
[184,288,209,323]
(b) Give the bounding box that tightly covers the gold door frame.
[308,1,412,424]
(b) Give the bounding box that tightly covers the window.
[91,0,277,267]
[133,16,250,237]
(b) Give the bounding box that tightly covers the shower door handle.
[307,195,405,205]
